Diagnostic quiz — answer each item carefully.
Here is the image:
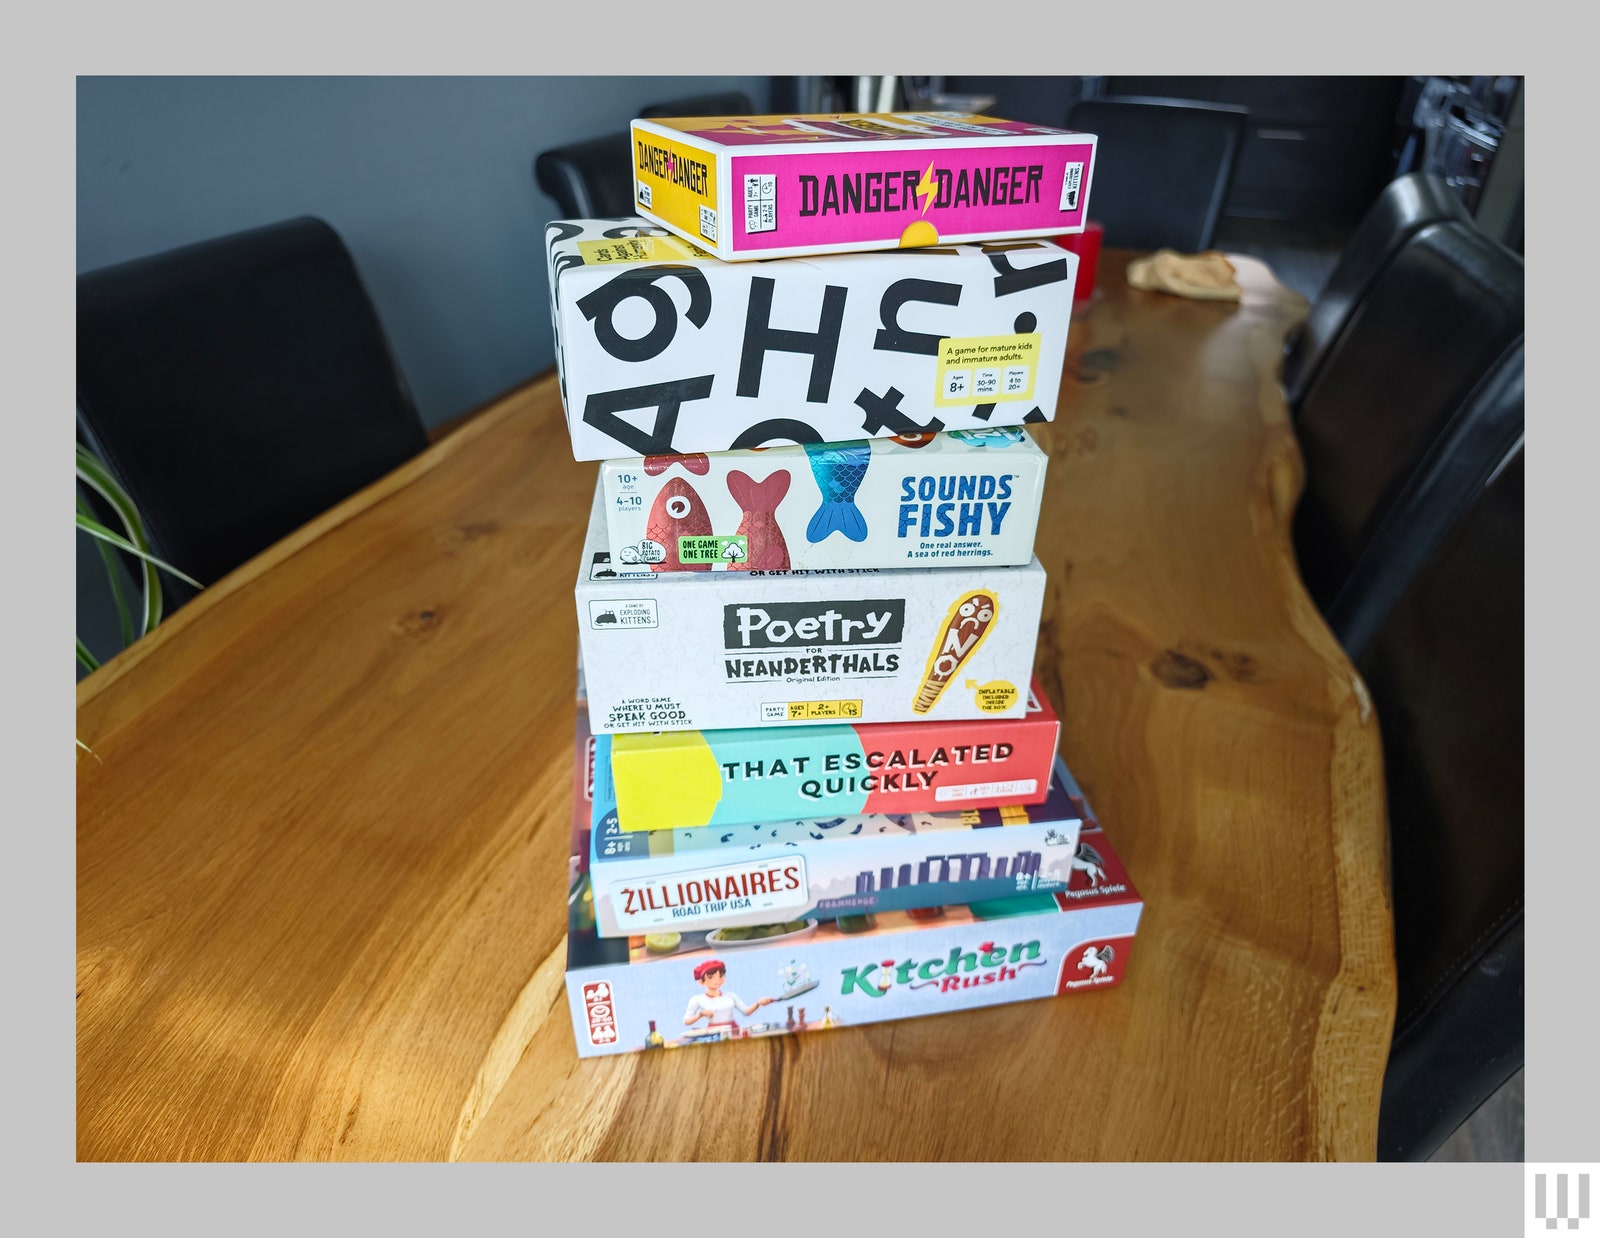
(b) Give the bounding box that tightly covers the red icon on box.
[583,982,619,1046]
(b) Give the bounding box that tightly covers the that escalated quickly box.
[545,219,1075,460]
[566,700,1141,1058]
[575,482,1046,734]
[607,678,1060,832]
[600,427,1047,573]
[627,112,1098,261]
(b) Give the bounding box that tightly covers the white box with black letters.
[546,219,1077,462]
[575,484,1046,735]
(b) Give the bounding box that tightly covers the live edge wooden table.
[77,251,1396,1161]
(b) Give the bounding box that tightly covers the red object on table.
[1056,221,1104,302]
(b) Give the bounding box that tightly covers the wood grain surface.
[77,251,1395,1161]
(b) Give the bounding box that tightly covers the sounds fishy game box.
[600,427,1047,573]
[575,483,1047,734]
[546,218,1075,461]
[627,112,1098,261]
[606,678,1060,832]
[567,697,1141,1057]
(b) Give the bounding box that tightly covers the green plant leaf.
[76,445,166,636]
[76,636,101,673]
[78,493,134,648]
[76,737,103,762]
[75,513,203,590]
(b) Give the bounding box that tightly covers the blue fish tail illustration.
[806,501,869,543]
[803,440,872,544]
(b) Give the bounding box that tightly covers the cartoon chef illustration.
[684,958,773,1034]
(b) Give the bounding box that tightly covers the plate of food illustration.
[705,919,818,948]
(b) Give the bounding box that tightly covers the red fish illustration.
[646,477,713,571]
[725,470,791,571]
[643,453,710,477]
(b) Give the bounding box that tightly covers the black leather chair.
[1064,95,1249,252]
[77,216,428,606]
[535,132,636,219]
[640,91,754,119]
[1365,442,1523,1160]
[1291,220,1523,638]
[1282,173,1472,410]
[1328,340,1523,660]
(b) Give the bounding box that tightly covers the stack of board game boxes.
[554,111,1142,1057]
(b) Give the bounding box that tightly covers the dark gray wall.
[76,75,770,427]
[76,76,770,677]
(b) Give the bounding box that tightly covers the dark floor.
[1428,1068,1525,1162]
[1213,216,1353,303]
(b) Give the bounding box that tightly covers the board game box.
[545,218,1076,461]
[606,677,1059,832]
[575,481,1046,734]
[627,112,1098,261]
[566,697,1140,1057]
[599,427,1048,573]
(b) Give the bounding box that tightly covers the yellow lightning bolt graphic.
[916,161,937,215]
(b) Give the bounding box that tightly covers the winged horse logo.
[1070,841,1107,887]
[1077,945,1114,980]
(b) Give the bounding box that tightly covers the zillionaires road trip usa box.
[567,701,1142,1057]
[605,678,1060,832]
[575,482,1047,734]
[627,112,1098,261]
[600,427,1048,573]
[545,218,1076,460]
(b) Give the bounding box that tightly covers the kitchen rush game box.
[606,678,1060,832]
[567,701,1141,1057]
[575,482,1047,734]
[628,112,1098,261]
[545,218,1075,460]
[600,427,1048,573]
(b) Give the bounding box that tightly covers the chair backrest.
[1282,173,1472,409]
[1327,340,1522,660]
[77,216,428,602]
[639,91,754,119]
[534,132,636,219]
[1367,443,1523,1160]
[1291,220,1523,626]
[1064,95,1249,252]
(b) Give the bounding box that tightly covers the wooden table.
[77,251,1395,1161]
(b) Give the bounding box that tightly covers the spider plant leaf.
[76,737,103,762]
[78,493,134,648]
[76,446,165,636]
[75,513,203,590]
[76,636,101,673]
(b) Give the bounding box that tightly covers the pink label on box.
[730,142,1093,251]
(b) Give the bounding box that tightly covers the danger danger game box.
[628,112,1098,261]
[575,481,1047,735]
[546,218,1076,461]
[566,697,1141,1057]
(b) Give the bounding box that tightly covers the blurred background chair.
[535,93,755,221]
[1363,441,1524,1160]
[1281,173,1471,410]
[77,216,428,610]
[639,91,753,119]
[535,132,635,219]
[1290,219,1523,641]
[1064,95,1249,252]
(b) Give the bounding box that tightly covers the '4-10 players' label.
[934,334,1041,407]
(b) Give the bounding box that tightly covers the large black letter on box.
[576,265,711,363]
[583,376,716,456]
[875,278,962,356]
[737,277,847,402]
[985,245,1071,298]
